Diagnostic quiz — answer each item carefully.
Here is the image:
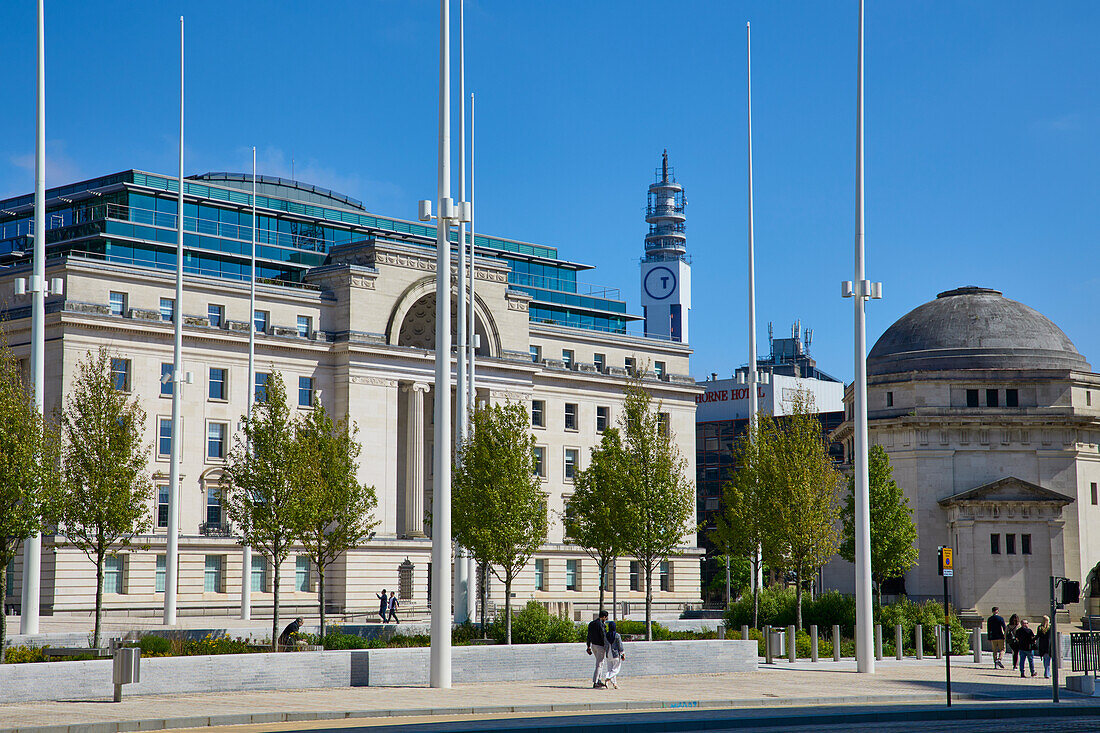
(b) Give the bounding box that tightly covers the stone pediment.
[938,476,1073,507]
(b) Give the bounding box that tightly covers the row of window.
[990,533,1032,555]
[531,401,610,433]
[156,419,237,461]
[532,559,673,592]
[531,446,580,481]
[528,346,665,377]
[966,388,1020,408]
[109,291,314,338]
[156,487,224,528]
[100,554,312,595]
[111,358,315,408]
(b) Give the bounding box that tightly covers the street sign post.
[938,546,953,706]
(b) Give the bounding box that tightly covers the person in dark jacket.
[1015,619,1036,677]
[377,588,389,623]
[1007,613,1020,670]
[585,609,609,688]
[278,617,304,650]
[387,591,400,624]
[1037,615,1053,678]
[987,607,1007,669]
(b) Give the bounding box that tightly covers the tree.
[291,402,378,638]
[840,444,919,606]
[617,377,695,641]
[563,427,630,614]
[453,402,547,644]
[757,390,843,630]
[52,348,152,649]
[0,336,59,662]
[222,372,299,650]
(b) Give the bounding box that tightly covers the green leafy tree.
[757,390,843,630]
[563,427,630,614]
[840,444,919,606]
[52,348,152,648]
[617,376,695,641]
[0,336,59,662]
[291,402,378,638]
[222,372,299,650]
[453,402,548,644]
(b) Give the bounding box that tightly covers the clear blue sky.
[1,1,1096,382]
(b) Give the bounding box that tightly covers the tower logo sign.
[643,266,677,300]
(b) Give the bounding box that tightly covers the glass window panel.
[209,368,227,400]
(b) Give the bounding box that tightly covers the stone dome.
[867,286,1090,375]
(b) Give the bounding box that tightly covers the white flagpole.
[746,22,763,595]
[164,15,184,626]
[453,0,470,626]
[21,0,46,636]
[466,90,478,607]
[241,146,256,621]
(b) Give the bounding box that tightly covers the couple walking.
[377,589,400,623]
[585,609,625,688]
[987,607,1052,678]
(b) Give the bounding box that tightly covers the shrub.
[877,598,969,655]
[2,645,48,664]
[138,635,172,656]
[613,619,672,640]
[182,634,254,655]
[725,586,856,634]
[488,601,581,644]
[318,631,384,650]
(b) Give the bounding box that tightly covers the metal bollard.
[718,625,726,640]
[875,624,883,661]
[811,625,819,662]
[788,624,796,663]
[896,624,903,660]
[915,624,924,660]
[112,647,141,702]
[764,625,773,664]
[833,624,841,661]
[973,627,982,663]
[741,624,749,642]
[935,625,944,659]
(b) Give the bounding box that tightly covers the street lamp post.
[454,0,469,626]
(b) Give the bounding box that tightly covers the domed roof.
[868,286,1090,375]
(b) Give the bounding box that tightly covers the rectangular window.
[109,291,128,317]
[255,372,269,402]
[1092,482,1098,506]
[6,558,14,596]
[296,556,310,592]
[658,412,670,438]
[157,485,169,528]
[298,376,315,407]
[886,391,894,407]
[532,446,546,478]
[1089,391,1093,407]
[155,555,165,593]
[625,357,636,375]
[531,400,545,428]
[111,358,131,392]
[596,406,609,433]
[207,304,224,328]
[987,389,999,407]
[1022,534,1032,555]
[1006,389,1019,407]
[654,361,666,378]
[206,488,222,526]
[562,349,574,368]
[1006,533,1016,555]
[629,561,641,591]
[251,555,267,593]
[660,560,671,591]
[104,555,124,594]
[160,297,175,323]
[208,367,227,400]
[564,448,578,480]
[534,559,545,591]
[593,353,605,372]
[565,559,578,591]
[254,310,268,334]
[966,389,979,408]
[990,533,1000,554]
[158,418,172,458]
[161,363,174,396]
[297,315,312,339]
[530,345,542,363]
[204,555,224,593]
[207,422,227,460]
[601,564,612,592]
[564,403,578,430]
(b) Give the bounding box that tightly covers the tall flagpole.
[746,22,762,595]
[429,0,453,689]
[852,0,875,674]
[453,0,470,626]
[241,146,256,621]
[21,0,46,635]
[466,90,477,602]
[164,14,184,626]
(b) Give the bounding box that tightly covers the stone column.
[403,382,429,537]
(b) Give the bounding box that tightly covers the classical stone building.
[0,170,701,620]
[827,287,1100,621]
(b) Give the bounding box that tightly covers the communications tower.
[641,150,691,342]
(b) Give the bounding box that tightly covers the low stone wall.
[0,640,756,702]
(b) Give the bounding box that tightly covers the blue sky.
[1,1,1096,382]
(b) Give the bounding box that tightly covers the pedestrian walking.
[376,588,389,623]
[1015,619,1037,677]
[387,590,400,624]
[604,620,626,688]
[1007,613,1020,670]
[1037,615,1052,678]
[987,606,1007,669]
[586,609,609,688]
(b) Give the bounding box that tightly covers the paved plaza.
[1,657,1094,733]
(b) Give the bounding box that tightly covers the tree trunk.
[644,561,653,641]
[318,564,326,641]
[794,568,803,631]
[0,563,7,663]
[480,561,488,637]
[504,575,512,645]
[752,554,760,629]
[272,553,281,651]
[94,552,105,649]
[598,557,607,614]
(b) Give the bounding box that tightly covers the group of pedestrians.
[376,588,400,623]
[986,606,1053,678]
[585,609,626,689]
